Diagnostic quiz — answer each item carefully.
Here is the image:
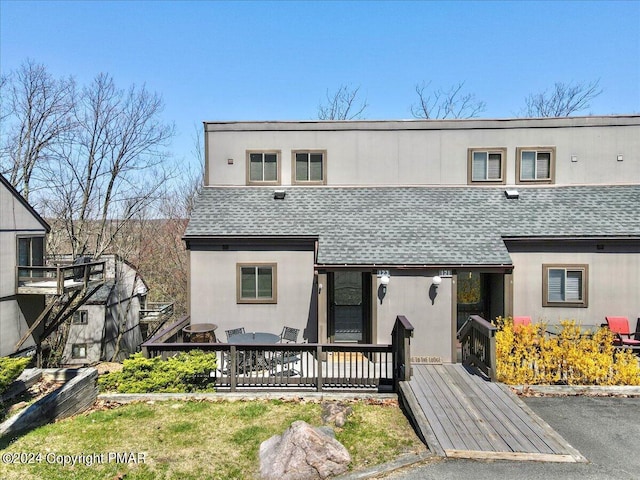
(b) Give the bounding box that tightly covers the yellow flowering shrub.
[495,317,640,386]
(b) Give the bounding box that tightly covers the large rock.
[259,420,351,480]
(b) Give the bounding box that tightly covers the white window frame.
[542,264,588,307]
[467,148,506,184]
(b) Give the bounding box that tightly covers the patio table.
[228,332,280,344]
[226,332,281,372]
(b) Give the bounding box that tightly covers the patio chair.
[605,316,640,347]
[225,327,245,342]
[279,326,299,343]
[513,316,532,333]
[272,327,301,376]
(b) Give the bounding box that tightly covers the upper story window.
[237,263,277,304]
[18,236,44,277]
[467,148,506,184]
[517,147,555,184]
[247,150,280,185]
[542,264,588,308]
[293,150,326,184]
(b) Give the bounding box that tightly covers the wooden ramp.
[399,364,586,463]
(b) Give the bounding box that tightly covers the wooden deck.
[399,364,586,463]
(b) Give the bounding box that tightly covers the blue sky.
[1,0,639,166]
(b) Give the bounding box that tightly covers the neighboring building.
[0,174,50,357]
[61,255,149,365]
[184,116,640,363]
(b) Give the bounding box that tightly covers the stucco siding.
[205,121,640,187]
[375,270,455,363]
[189,249,317,341]
[510,250,640,330]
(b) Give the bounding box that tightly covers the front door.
[328,271,371,343]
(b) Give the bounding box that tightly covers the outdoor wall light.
[380,274,390,295]
[429,275,442,305]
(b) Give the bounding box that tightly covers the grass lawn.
[0,398,425,480]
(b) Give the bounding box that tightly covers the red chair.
[605,316,640,347]
[513,316,532,327]
[513,316,532,333]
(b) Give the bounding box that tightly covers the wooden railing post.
[457,315,497,381]
[392,315,414,388]
[230,345,237,392]
[316,345,323,392]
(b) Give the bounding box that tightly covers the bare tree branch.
[0,59,76,200]
[520,79,603,117]
[43,72,175,258]
[411,81,486,119]
[318,84,368,120]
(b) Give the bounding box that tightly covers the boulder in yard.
[259,420,351,480]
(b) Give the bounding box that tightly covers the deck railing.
[141,316,415,392]
[16,261,106,295]
[457,314,497,381]
[392,315,414,386]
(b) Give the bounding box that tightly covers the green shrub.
[0,356,31,395]
[98,350,217,393]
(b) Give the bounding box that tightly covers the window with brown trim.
[542,264,588,307]
[292,150,326,184]
[246,150,280,185]
[467,148,506,184]
[237,263,277,304]
[517,147,555,184]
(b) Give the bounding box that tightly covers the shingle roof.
[184,185,640,266]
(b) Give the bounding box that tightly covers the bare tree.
[411,81,486,119]
[45,73,175,258]
[0,59,76,200]
[520,80,602,117]
[318,84,368,120]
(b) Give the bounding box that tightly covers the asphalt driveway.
[383,395,640,480]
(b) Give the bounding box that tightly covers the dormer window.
[467,148,506,184]
[293,150,326,185]
[517,147,555,184]
[247,150,280,185]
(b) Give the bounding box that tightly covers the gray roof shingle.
[184,185,640,266]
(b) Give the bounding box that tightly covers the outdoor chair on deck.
[513,316,532,333]
[273,327,301,376]
[279,326,300,343]
[221,328,246,375]
[605,316,640,348]
[225,327,245,342]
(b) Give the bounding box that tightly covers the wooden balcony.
[139,302,175,340]
[16,261,106,295]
